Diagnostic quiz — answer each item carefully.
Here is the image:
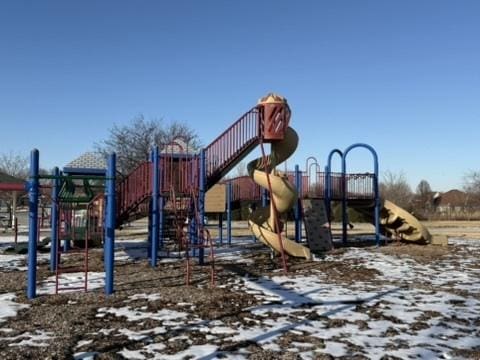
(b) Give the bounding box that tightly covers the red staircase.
[115,106,262,226]
[204,107,260,187]
[116,162,152,226]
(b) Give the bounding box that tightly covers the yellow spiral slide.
[247,127,311,260]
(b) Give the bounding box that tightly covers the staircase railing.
[204,107,260,187]
[115,106,261,224]
[116,161,152,224]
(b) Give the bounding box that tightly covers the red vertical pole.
[72,206,75,245]
[85,205,89,292]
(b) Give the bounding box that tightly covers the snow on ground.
[0,294,52,350]
[1,234,480,358]
[0,330,54,347]
[37,272,105,295]
[77,238,480,359]
[0,252,50,272]
[0,293,29,324]
[0,235,29,246]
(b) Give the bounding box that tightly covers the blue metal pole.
[372,155,380,246]
[341,144,379,246]
[261,188,268,208]
[341,158,348,245]
[49,167,59,272]
[190,215,197,257]
[27,149,39,299]
[151,146,159,267]
[104,153,116,295]
[218,213,223,246]
[294,164,302,243]
[326,149,343,224]
[374,173,380,246]
[198,149,206,265]
[227,182,232,246]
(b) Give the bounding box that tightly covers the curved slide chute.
[247,127,311,260]
[381,200,431,243]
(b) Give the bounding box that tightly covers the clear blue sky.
[0,1,478,191]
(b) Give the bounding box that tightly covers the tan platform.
[205,184,226,213]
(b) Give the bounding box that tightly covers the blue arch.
[324,149,343,221]
[341,143,380,246]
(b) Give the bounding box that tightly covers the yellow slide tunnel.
[247,126,311,260]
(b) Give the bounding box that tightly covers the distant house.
[64,152,107,172]
[0,171,25,222]
[435,189,469,215]
[0,171,24,184]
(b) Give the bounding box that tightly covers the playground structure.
[0,176,25,237]
[247,95,311,262]
[20,92,432,299]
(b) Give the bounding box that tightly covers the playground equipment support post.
[27,149,39,299]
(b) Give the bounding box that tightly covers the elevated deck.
[228,172,376,202]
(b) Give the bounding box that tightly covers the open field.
[0,220,479,359]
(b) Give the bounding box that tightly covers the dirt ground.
[0,220,479,359]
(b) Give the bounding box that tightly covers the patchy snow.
[97,306,189,323]
[1,234,480,358]
[0,251,50,271]
[127,293,162,302]
[37,272,105,295]
[95,239,480,359]
[0,235,29,246]
[75,339,93,348]
[323,341,348,357]
[0,293,29,323]
[1,330,54,347]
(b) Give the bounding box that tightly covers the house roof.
[64,152,106,170]
[437,189,467,207]
[0,171,24,183]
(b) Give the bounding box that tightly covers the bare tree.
[0,151,29,180]
[463,171,480,216]
[379,171,413,210]
[160,121,201,150]
[95,115,201,174]
[463,171,480,194]
[415,179,433,216]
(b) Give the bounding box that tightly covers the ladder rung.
[57,286,86,291]
[57,266,86,274]
[60,248,87,254]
